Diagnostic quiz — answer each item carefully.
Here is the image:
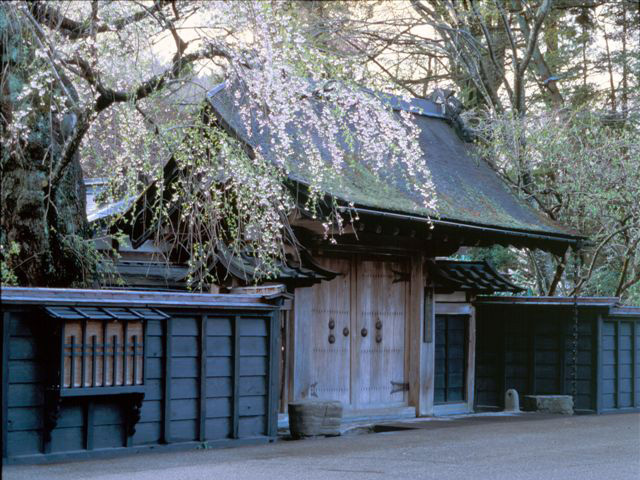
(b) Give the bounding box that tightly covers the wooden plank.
[163,318,172,444]
[238,416,266,437]
[595,315,602,413]
[240,395,267,417]
[238,377,267,396]
[199,315,207,442]
[205,418,232,440]
[205,377,233,398]
[2,312,10,459]
[291,286,311,402]
[205,398,232,418]
[232,316,240,439]
[267,312,279,437]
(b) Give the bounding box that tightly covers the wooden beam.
[1,312,10,460]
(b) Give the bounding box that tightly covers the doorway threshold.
[278,406,415,431]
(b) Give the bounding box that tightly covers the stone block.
[523,395,574,415]
[504,389,520,412]
[288,400,343,438]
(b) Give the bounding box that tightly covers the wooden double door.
[307,256,409,409]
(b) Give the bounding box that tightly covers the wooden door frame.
[432,297,476,415]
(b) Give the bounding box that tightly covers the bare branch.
[29,0,166,40]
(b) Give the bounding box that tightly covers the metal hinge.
[390,381,409,395]
[392,270,410,283]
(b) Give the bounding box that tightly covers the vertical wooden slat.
[163,317,173,444]
[102,321,108,387]
[199,315,207,442]
[112,334,118,386]
[616,320,622,408]
[143,318,149,387]
[81,320,87,388]
[232,316,240,439]
[70,336,77,388]
[91,335,97,388]
[267,312,280,437]
[132,336,138,388]
[123,321,129,385]
[1,312,10,459]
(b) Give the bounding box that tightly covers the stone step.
[523,395,574,415]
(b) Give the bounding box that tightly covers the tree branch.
[28,0,166,40]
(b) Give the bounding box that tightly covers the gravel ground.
[3,412,639,480]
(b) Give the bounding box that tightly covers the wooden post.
[267,311,280,437]
[559,317,566,395]
[616,320,622,408]
[466,302,476,411]
[498,316,507,408]
[408,255,432,416]
[595,315,603,414]
[232,316,240,439]
[1,312,9,460]
[162,318,172,443]
[199,315,207,442]
[528,319,536,395]
[633,320,638,409]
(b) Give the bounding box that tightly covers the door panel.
[354,259,408,407]
[435,314,467,404]
[308,257,352,404]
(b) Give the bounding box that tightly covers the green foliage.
[0,240,21,286]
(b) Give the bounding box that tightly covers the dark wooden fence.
[1,287,283,464]
[475,297,640,414]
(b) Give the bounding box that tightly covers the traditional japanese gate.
[297,256,409,409]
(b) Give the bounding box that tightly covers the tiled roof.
[427,260,524,293]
